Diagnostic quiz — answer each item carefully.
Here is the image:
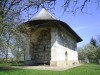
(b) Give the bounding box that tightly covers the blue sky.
[55,12,100,47]
[51,1,100,47]
[21,1,100,47]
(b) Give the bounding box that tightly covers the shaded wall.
[31,29,51,65]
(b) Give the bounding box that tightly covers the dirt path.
[12,64,82,71]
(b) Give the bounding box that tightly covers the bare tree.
[0,0,56,63]
[0,0,100,64]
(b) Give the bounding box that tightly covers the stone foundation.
[66,60,79,65]
[25,60,34,66]
[57,61,66,66]
[50,60,79,66]
[50,61,57,66]
[50,61,66,66]
[25,60,79,66]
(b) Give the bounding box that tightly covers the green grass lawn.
[0,64,100,75]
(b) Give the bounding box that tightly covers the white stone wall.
[50,26,79,66]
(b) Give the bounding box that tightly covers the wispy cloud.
[73,23,100,31]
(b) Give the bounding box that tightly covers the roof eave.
[25,20,82,43]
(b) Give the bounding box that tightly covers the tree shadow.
[0,66,19,71]
[11,64,24,66]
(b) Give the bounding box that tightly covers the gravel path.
[12,64,82,71]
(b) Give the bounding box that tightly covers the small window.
[65,51,68,60]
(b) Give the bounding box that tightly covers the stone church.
[19,8,82,66]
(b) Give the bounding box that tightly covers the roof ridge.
[31,8,56,20]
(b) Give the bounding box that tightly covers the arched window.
[65,51,68,61]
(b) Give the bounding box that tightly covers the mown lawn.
[0,64,100,75]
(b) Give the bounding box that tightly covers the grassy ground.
[0,64,100,75]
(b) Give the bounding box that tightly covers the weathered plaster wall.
[24,25,51,65]
[28,26,51,65]
[24,36,32,65]
[31,29,51,65]
[50,25,79,66]
[25,24,79,66]
[50,27,58,66]
[50,27,66,66]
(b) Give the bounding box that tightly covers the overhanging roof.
[22,8,82,43]
[27,20,82,42]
